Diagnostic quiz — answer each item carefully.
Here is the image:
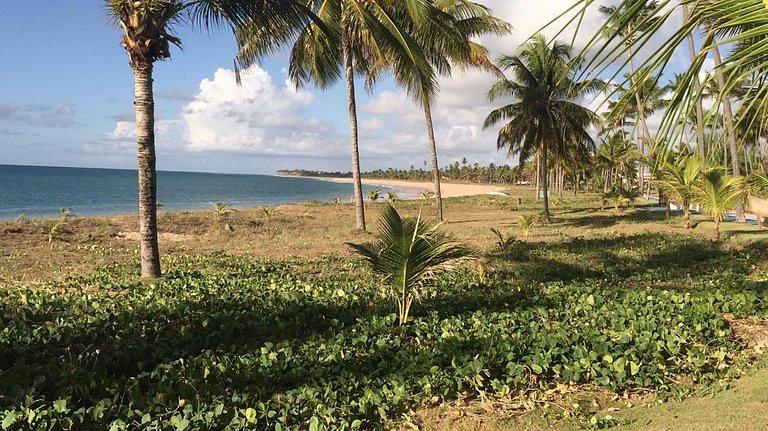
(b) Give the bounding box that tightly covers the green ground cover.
[1,222,767,430]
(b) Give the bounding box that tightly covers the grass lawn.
[0,191,766,430]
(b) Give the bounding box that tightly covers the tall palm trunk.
[710,41,745,222]
[541,140,550,221]
[627,51,650,195]
[423,103,444,221]
[682,4,707,164]
[342,32,366,231]
[133,63,161,279]
[710,44,740,177]
[535,151,541,199]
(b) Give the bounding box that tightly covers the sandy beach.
[310,177,508,199]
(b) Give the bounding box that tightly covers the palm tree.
[347,204,470,326]
[381,1,510,221]
[483,34,599,221]
[560,0,765,176]
[210,202,236,223]
[599,0,659,195]
[107,0,309,278]
[597,130,640,193]
[655,154,702,229]
[694,167,743,240]
[254,0,435,231]
[681,3,707,162]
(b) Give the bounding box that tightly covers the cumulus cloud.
[94,119,185,157]
[181,66,342,157]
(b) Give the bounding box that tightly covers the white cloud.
[181,66,341,157]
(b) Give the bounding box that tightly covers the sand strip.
[307,177,508,199]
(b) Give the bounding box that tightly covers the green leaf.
[309,416,320,431]
[53,399,69,414]
[629,361,640,376]
[613,357,627,373]
[531,363,543,374]
[2,411,17,430]
[244,408,257,424]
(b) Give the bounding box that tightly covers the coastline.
[301,176,508,199]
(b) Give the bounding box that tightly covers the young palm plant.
[106,0,311,278]
[210,202,235,223]
[693,168,743,240]
[655,154,702,229]
[517,213,537,239]
[348,205,471,326]
[607,194,631,211]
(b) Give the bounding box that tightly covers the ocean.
[0,165,357,220]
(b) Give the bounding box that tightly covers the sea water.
[0,165,356,220]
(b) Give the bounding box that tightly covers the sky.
[0,1,688,175]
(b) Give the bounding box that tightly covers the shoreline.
[1,176,509,221]
[301,176,508,199]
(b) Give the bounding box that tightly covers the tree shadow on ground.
[487,232,764,285]
[558,210,672,229]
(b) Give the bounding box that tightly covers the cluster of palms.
[483,0,768,228]
[575,2,768,196]
[108,0,510,278]
[362,162,534,184]
[655,153,768,239]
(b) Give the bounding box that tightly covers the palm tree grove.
[2,1,768,430]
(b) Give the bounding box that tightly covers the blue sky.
[0,1,687,175]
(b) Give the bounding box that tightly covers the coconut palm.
[210,202,236,223]
[246,0,435,232]
[381,1,510,221]
[348,204,470,326]
[680,3,707,162]
[483,34,599,222]
[693,167,743,240]
[517,213,537,239]
[599,0,660,193]
[597,130,640,193]
[655,154,702,229]
[107,0,310,278]
[559,0,767,175]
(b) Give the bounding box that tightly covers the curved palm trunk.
[423,103,444,221]
[541,140,550,221]
[713,219,721,240]
[682,4,707,164]
[342,33,366,231]
[133,63,161,279]
[710,41,745,222]
[628,52,650,196]
[684,208,690,229]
